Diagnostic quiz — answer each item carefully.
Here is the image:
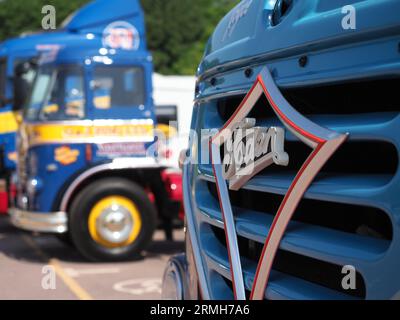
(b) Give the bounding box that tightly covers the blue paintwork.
[0,132,16,170]
[0,0,147,171]
[28,144,87,212]
[30,140,152,213]
[30,137,155,213]
[184,0,400,299]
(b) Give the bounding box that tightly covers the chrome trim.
[9,208,67,234]
[96,205,134,244]
[210,142,246,300]
[60,157,161,212]
[194,89,248,104]
[221,120,289,191]
[208,67,348,300]
[182,162,211,299]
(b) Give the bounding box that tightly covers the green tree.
[141,0,239,75]
[0,0,88,41]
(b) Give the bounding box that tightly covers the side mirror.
[15,61,32,76]
[13,61,35,112]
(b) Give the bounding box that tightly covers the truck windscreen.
[25,65,85,121]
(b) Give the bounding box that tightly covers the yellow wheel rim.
[88,196,142,249]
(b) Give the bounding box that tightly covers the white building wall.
[152,73,196,169]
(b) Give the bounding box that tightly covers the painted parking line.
[50,259,93,300]
[21,234,93,300]
[64,268,120,278]
[113,278,162,296]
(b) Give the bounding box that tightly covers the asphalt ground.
[0,215,184,300]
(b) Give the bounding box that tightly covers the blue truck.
[0,0,145,213]
[0,0,148,212]
[8,0,180,261]
[163,0,400,300]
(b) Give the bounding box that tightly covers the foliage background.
[0,0,239,75]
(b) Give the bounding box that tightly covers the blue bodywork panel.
[0,132,16,170]
[185,0,400,300]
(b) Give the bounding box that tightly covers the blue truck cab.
[0,0,147,211]
[9,0,177,262]
[163,0,400,300]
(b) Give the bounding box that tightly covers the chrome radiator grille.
[191,76,399,300]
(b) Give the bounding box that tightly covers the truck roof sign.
[102,21,140,50]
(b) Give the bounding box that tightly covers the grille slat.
[202,232,359,300]
[196,180,390,266]
[198,165,394,206]
[204,90,399,131]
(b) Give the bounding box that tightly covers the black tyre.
[69,177,157,262]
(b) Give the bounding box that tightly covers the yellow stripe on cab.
[26,121,155,145]
[0,112,19,134]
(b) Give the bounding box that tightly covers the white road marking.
[113,278,162,296]
[20,235,93,300]
[64,268,120,278]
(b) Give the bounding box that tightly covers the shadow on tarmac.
[0,215,184,264]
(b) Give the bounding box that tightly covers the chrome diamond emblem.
[209,67,348,300]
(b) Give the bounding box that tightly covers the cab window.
[26,65,85,121]
[91,66,145,110]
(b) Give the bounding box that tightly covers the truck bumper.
[9,208,68,234]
